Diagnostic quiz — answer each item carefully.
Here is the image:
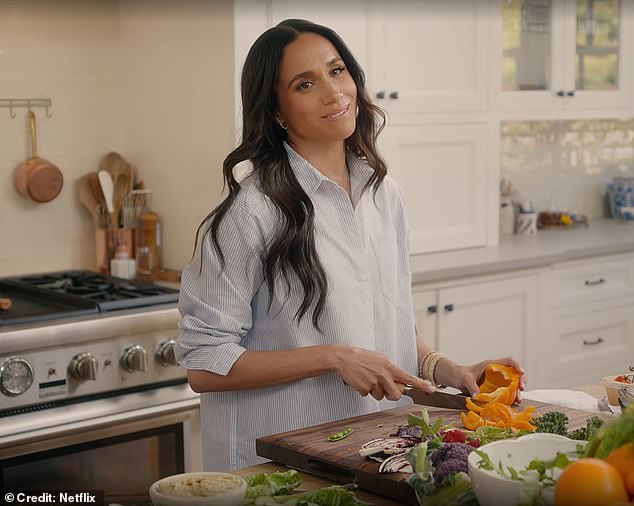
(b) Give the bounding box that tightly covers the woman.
[176,18,524,471]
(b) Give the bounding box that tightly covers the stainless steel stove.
[0,271,201,498]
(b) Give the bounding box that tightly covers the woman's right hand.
[331,345,435,401]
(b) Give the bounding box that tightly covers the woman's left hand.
[434,356,526,403]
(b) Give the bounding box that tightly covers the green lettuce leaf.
[245,469,302,503]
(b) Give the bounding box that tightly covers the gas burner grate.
[2,270,179,317]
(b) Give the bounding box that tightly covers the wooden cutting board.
[256,401,601,505]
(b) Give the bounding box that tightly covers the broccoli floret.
[532,411,569,436]
[430,443,474,484]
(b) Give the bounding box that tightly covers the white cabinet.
[540,304,634,388]
[496,0,633,116]
[260,0,491,115]
[370,0,490,114]
[380,123,490,253]
[538,253,634,387]
[413,273,539,382]
[268,0,374,78]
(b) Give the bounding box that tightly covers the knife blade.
[402,386,468,410]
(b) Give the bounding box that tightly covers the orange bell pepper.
[459,363,536,433]
[461,410,485,430]
[478,364,520,397]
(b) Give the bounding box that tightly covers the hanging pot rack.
[0,98,53,119]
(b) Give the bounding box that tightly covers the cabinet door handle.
[375,91,385,99]
[444,304,454,312]
[427,305,437,314]
[583,337,604,346]
[585,278,606,286]
[556,90,566,97]
[389,91,399,99]
[567,90,575,97]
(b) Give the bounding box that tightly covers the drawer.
[540,305,634,384]
[547,255,634,308]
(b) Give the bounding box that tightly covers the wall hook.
[0,98,53,119]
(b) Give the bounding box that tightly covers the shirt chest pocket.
[368,231,398,301]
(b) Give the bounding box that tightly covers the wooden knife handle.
[0,297,13,311]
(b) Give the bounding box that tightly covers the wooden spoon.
[88,171,105,206]
[98,170,115,229]
[100,151,135,195]
[77,173,100,226]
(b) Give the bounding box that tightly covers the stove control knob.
[69,353,98,381]
[121,345,148,373]
[156,339,179,367]
[1,357,34,396]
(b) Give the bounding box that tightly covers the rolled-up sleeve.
[176,200,266,375]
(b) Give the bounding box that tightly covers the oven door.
[0,385,201,500]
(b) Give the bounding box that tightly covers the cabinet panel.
[436,276,537,367]
[379,0,489,113]
[547,255,634,309]
[380,123,489,254]
[269,0,375,84]
[498,0,632,114]
[413,275,538,385]
[540,304,634,385]
[412,288,438,350]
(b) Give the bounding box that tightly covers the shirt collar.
[283,141,374,197]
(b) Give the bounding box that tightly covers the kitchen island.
[232,384,608,505]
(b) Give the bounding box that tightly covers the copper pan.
[14,111,63,203]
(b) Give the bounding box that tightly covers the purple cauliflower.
[430,443,474,484]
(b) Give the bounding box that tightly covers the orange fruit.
[626,471,634,498]
[607,443,634,495]
[555,458,629,506]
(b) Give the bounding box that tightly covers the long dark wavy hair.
[196,18,387,330]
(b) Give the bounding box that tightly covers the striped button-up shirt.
[177,142,418,470]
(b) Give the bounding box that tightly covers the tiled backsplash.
[501,119,634,219]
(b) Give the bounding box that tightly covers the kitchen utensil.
[111,172,129,228]
[618,385,634,409]
[121,189,151,229]
[100,151,135,194]
[96,203,110,229]
[401,386,468,410]
[88,171,105,206]
[256,402,598,506]
[98,170,115,228]
[77,173,100,226]
[14,110,64,203]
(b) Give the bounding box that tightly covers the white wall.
[0,0,234,277]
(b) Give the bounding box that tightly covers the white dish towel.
[522,389,601,413]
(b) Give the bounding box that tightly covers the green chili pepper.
[327,428,353,442]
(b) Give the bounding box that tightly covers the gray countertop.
[410,218,634,284]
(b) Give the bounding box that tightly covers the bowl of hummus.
[149,472,247,506]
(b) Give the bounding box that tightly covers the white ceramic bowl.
[149,472,247,506]
[467,434,585,506]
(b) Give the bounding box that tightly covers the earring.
[278,120,288,130]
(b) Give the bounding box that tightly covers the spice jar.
[136,210,160,283]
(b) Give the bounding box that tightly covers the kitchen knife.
[402,386,468,410]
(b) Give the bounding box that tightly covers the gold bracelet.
[419,351,446,384]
